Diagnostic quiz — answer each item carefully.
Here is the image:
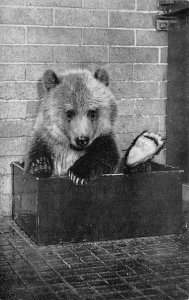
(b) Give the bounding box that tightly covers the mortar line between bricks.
[0,24,157,30]
[0,99,39,102]
[108,46,110,62]
[8,224,82,299]
[81,28,83,46]
[52,8,55,26]
[0,79,167,83]
[0,117,34,121]
[0,62,168,65]
[24,64,27,81]
[158,48,161,64]
[135,0,137,11]
[24,25,27,44]
[0,43,159,49]
[0,5,158,13]
[0,44,164,48]
[158,82,161,99]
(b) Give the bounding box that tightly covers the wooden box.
[12,162,184,245]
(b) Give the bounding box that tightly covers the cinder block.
[116,132,137,151]
[133,82,159,98]
[0,82,38,100]
[26,101,39,118]
[0,65,25,81]
[0,138,27,156]
[83,0,135,10]
[0,82,18,100]
[48,63,133,82]
[110,12,155,29]
[25,64,83,80]
[133,64,167,81]
[26,0,82,7]
[54,46,109,63]
[159,115,166,131]
[117,99,135,115]
[83,29,134,46]
[0,156,22,175]
[135,99,166,115]
[0,194,12,217]
[137,0,160,11]
[0,26,25,44]
[0,46,25,62]
[25,46,54,63]
[116,115,135,134]
[111,81,133,99]
[109,47,159,63]
[0,46,54,67]
[111,81,158,99]
[0,119,34,138]
[55,9,108,27]
[0,102,27,119]
[159,82,167,98]
[16,82,39,100]
[25,64,50,81]
[108,63,133,81]
[136,30,168,46]
[0,7,53,25]
[116,115,159,133]
[0,175,11,194]
[27,27,82,45]
[160,47,168,63]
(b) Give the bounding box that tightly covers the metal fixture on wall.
[157,0,189,181]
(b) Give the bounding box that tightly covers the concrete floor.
[1,217,189,300]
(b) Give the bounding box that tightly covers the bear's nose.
[75,137,89,147]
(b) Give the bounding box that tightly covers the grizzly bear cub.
[24,68,120,185]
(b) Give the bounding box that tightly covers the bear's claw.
[28,156,53,177]
[68,170,88,186]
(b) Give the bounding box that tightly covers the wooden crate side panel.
[12,163,39,242]
[37,171,183,244]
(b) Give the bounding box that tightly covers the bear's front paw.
[68,160,97,185]
[68,169,88,186]
[27,157,53,177]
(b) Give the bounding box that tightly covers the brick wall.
[0,0,167,216]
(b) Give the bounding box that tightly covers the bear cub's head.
[41,68,117,150]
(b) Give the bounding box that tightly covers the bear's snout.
[75,136,89,148]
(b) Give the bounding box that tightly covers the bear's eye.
[66,110,75,119]
[88,109,98,119]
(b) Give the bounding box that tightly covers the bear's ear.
[94,69,109,87]
[42,69,60,92]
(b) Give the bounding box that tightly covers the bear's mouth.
[70,143,88,151]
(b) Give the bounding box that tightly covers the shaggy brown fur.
[25,68,119,184]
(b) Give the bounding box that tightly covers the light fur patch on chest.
[54,149,83,176]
